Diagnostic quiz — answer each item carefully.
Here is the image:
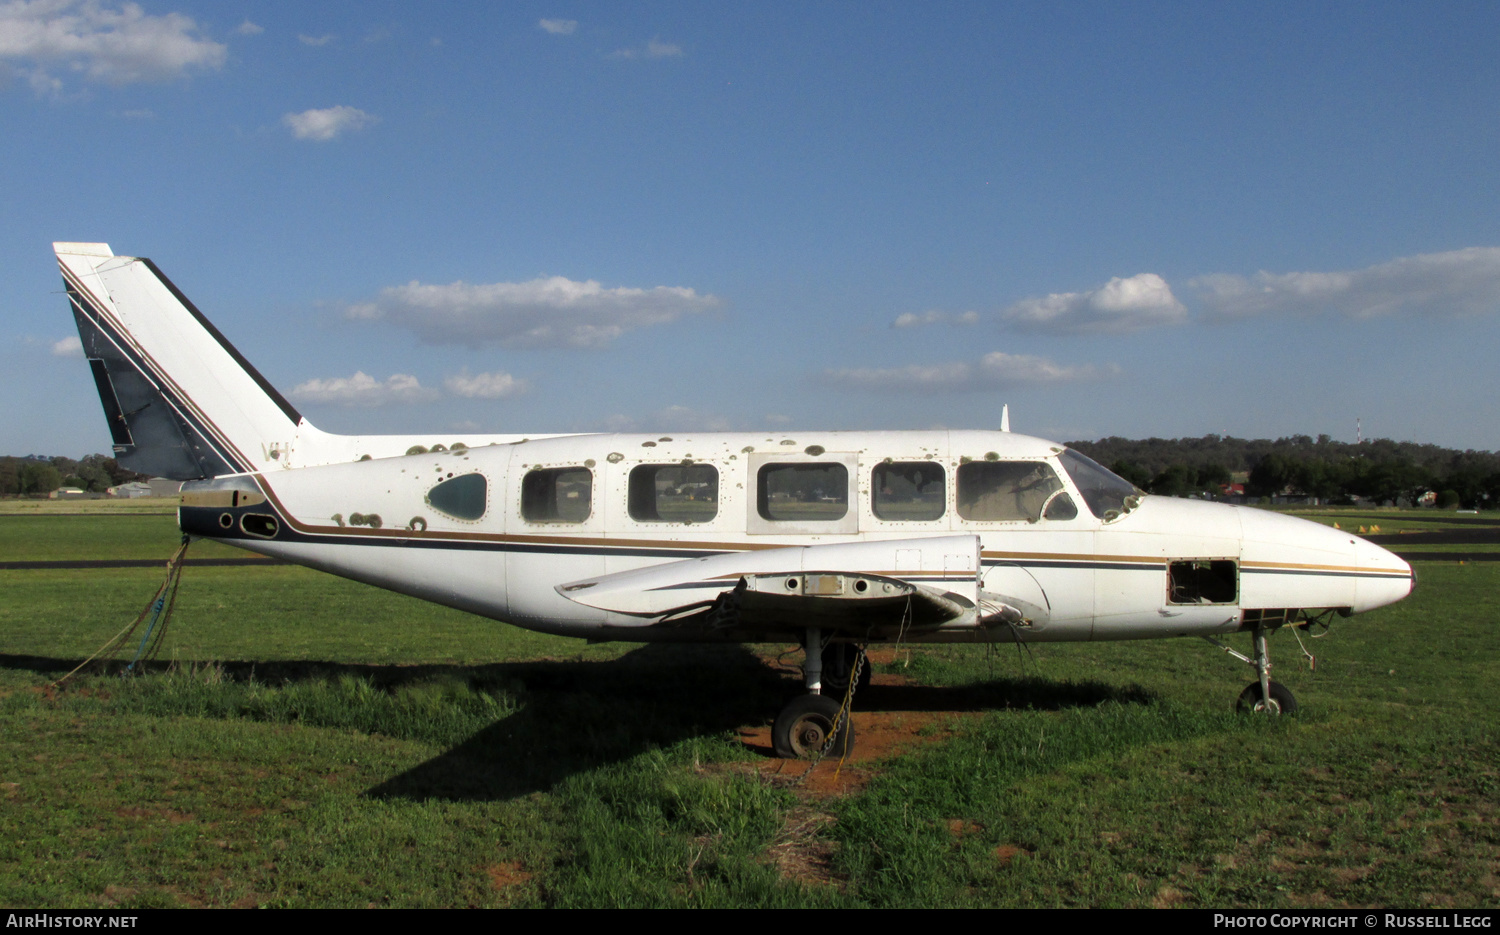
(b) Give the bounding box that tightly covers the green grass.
[1,510,1496,907]
[0,497,180,516]
[0,513,246,562]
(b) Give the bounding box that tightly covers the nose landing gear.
[1236,679,1298,715]
[1204,625,1299,716]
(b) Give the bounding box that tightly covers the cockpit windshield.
[1058,449,1143,522]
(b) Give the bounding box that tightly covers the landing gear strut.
[1203,626,1299,716]
[819,641,871,694]
[771,627,859,759]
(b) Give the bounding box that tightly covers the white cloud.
[611,36,683,59]
[234,19,261,36]
[599,413,638,432]
[347,275,721,349]
[1000,273,1186,335]
[283,105,375,141]
[824,351,1115,393]
[50,335,82,357]
[646,38,681,57]
[0,0,226,90]
[289,371,439,407]
[297,33,331,46]
[1191,247,1500,320]
[892,309,981,328]
[595,405,732,433]
[653,404,731,431]
[538,18,576,35]
[443,370,529,399]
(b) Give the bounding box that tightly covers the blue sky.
[4,1,1499,458]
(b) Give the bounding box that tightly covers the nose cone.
[1350,534,1415,614]
[1237,507,1413,615]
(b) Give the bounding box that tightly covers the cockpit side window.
[425,472,487,521]
[956,461,1065,522]
[872,461,945,521]
[521,467,592,523]
[1058,449,1143,521]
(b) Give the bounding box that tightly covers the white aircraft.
[54,242,1415,758]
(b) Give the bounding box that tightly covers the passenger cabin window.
[1168,560,1238,604]
[425,472,487,521]
[521,467,592,523]
[629,464,718,523]
[757,463,848,522]
[956,461,1067,522]
[872,462,945,521]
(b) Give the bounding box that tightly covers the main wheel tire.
[772,694,855,759]
[819,643,872,694]
[1236,680,1298,715]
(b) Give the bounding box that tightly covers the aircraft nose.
[1237,507,1413,617]
[1351,536,1414,613]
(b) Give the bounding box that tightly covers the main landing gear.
[819,640,872,695]
[1204,625,1299,715]
[771,627,863,759]
[773,694,852,759]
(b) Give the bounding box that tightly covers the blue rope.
[124,593,169,673]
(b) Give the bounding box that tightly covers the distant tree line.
[1067,434,1500,509]
[0,455,146,496]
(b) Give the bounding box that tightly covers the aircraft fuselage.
[179,428,1413,646]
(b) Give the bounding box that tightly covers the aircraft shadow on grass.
[1,646,1156,801]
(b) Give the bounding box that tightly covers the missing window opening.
[1168,560,1238,605]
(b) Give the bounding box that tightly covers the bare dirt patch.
[765,805,843,889]
[741,662,974,796]
[114,805,196,824]
[485,860,533,893]
[993,843,1031,868]
[745,662,983,886]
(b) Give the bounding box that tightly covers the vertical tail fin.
[56,242,303,480]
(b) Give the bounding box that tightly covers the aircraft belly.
[235,539,506,617]
[506,550,608,635]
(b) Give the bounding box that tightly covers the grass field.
[1,503,1496,908]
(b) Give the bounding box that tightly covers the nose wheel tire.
[773,694,854,759]
[1236,680,1298,715]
